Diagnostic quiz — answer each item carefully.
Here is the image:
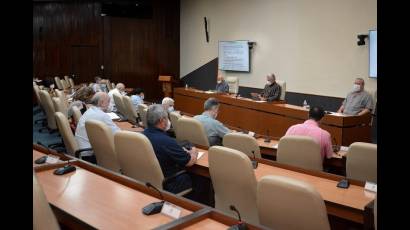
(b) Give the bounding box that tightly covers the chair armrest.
[162,170,187,186]
[74,148,93,158]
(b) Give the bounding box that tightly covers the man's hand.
[185,147,198,167]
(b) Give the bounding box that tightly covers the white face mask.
[140,95,144,100]
[165,119,171,131]
[352,84,361,92]
[168,106,174,112]
[217,80,222,84]
[266,81,272,85]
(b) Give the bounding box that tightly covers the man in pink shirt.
[285,106,333,160]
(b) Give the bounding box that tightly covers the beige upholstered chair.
[374,195,377,230]
[113,92,126,117]
[85,120,121,173]
[114,131,191,195]
[111,82,115,90]
[55,89,69,108]
[208,146,259,225]
[39,90,57,130]
[277,135,322,171]
[226,76,239,94]
[122,95,139,124]
[175,117,210,147]
[68,78,75,88]
[276,80,286,100]
[223,133,261,158]
[169,111,182,133]
[346,142,377,183]
[33,172,60,230]
[33,84,42,107]
[257,175,330,230]
[52,97,68,118]
[71,106,82,125]
[60,79,70,90]
[54,76,63,90]
[137,104,149,127]
[54,112,92,157]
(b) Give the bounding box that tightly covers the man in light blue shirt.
[75,92,120,163]
[130,88,144,110]
[194,98,231,146]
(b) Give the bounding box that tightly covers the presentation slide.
[218,40,250,72]
[369,30,377,78]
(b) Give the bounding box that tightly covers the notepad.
[254,100,266,103]
[272,144,278,149]
[340,146,349,152]
[107,112,120,120]
[197,152,204,159]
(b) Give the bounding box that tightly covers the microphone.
[53,159,76,175]
[264,130,270,143]
[332,137,340,152]
[251,151,258,169]
[228,205,248,230]
[142,182,165,215]
[35,142,53,164]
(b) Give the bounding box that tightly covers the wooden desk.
[190,149,375,224]
[174,88,372,146]
[114,121,144,132]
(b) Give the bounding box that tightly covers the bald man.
[108,83,126,112]
[75,92,120,163]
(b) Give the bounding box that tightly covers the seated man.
[215,71,229,93]
[285,106,333,160]
[162,97,175,113]
[252,73,281,102]
[130,88,144,110]
[143,104,198,194]
[194,98,231,146]
[91,76,107,93]
[108,83,126,112]
[75,92,120,163]
[337,78,374,115]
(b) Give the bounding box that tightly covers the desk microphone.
[251,151,258,169]
[332,137,340,152]
[142,182,165,215]
[228,205,248,230]
[35,142,53,164]
[53,159,76,175]
[264,130,271,143]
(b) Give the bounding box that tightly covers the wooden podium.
[158,75,173,98]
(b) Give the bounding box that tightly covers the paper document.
[272,144,278,149]
[197,152,205,159]
[340,146,349,152]
[107,112,120,120]
[204,91,214,94]
[254,100,267,103]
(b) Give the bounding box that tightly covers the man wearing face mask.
[215,70,229,93]
[255,73,281,102]
[75,92,120,163]
[337,78,374,115]
[162,97,175,113]
[130,88,144,110]
[194,98,231,146]
[143,104,198,194]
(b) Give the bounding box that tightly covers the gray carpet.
[33,105,65,151]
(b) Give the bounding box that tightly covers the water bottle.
[185,84,188,89]
[303,100,307,108]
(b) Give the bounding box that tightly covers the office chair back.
[209,146,259,225]
[277,135,323,171]
[55,112,79,155]
[122,95,139,124]
[71,105,82,124]
[169,111,182,133]
[223,133,261,158]
[257,175,330,230]
[226,76,239,94]
[55,89,69,108]
[346,142,377,183]
[60,79,70,90]
[114,131,164,189]
[113,92,126,116]
[33,84,43,107]
[33,172,60,230]
[39,90,57,130]
[85,120,121,173]
[54,76,63,90]
[52,97,68,118]
[176,117,210,147]
[69,78,75,88]
[276,80,286,100]
[137,104,149,127]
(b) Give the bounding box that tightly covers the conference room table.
[190,148,375,226]
[33,144,269,230]
[174,87,372,146]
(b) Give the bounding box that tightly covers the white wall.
[180,0,377,98]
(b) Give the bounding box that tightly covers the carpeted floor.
[33,105,65,152]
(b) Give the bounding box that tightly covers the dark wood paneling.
[33,0,180,102]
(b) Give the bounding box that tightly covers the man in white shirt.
[75,92,120,163]
[108,83,126,112]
